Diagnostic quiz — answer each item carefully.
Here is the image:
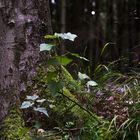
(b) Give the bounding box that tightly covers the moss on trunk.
[0,106,31,140]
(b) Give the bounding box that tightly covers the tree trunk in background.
[128,0,140,66]
[94,0,103,67]
[61,0,66,33]
[50,0,140,71]
[116,0,125,69]
[0,0,52,121]
[105,0,116,61]
[60,0,66,53]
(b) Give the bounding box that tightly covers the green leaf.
[44,35,59,39]
[94,64,109,74]
[100,43,110,56]
[78,72,90,80]
[26,95,39,101]
[54,32,77,41]
[20,101,34,109]
[86,80,98,92]
[47,56,73,66]
[47,56,72,66]
[47,58,59,65]
[39,43,54,52]
[138,131,140,140]
[69,52,89,61]
[87,80,98,87]
[34,107,49,117]
[79,56,89,61]
[36,99,46,103]
[48,80,64,95]
[56,56,73,66]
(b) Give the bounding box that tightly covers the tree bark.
[0,0,52,121]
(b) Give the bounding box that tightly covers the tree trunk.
[60,0,66,53]
[0,0,52,121]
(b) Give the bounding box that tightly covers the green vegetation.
[0,107,30,140]
[19,33,140,140]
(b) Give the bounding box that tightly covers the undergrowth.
[19,33,140,140]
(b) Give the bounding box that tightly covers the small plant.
[20,32,100,139]
[21,95,48,117]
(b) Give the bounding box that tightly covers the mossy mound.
[0,106,31,140]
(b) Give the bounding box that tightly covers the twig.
[59,92,100,123]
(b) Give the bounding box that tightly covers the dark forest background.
[50,0,140,72]
[0,1,139,139]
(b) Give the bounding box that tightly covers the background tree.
[0,0,52,121]
[50,0,140,72]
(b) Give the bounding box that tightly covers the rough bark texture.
[0,0,52,121]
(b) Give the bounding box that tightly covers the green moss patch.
[0,106,31,140]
